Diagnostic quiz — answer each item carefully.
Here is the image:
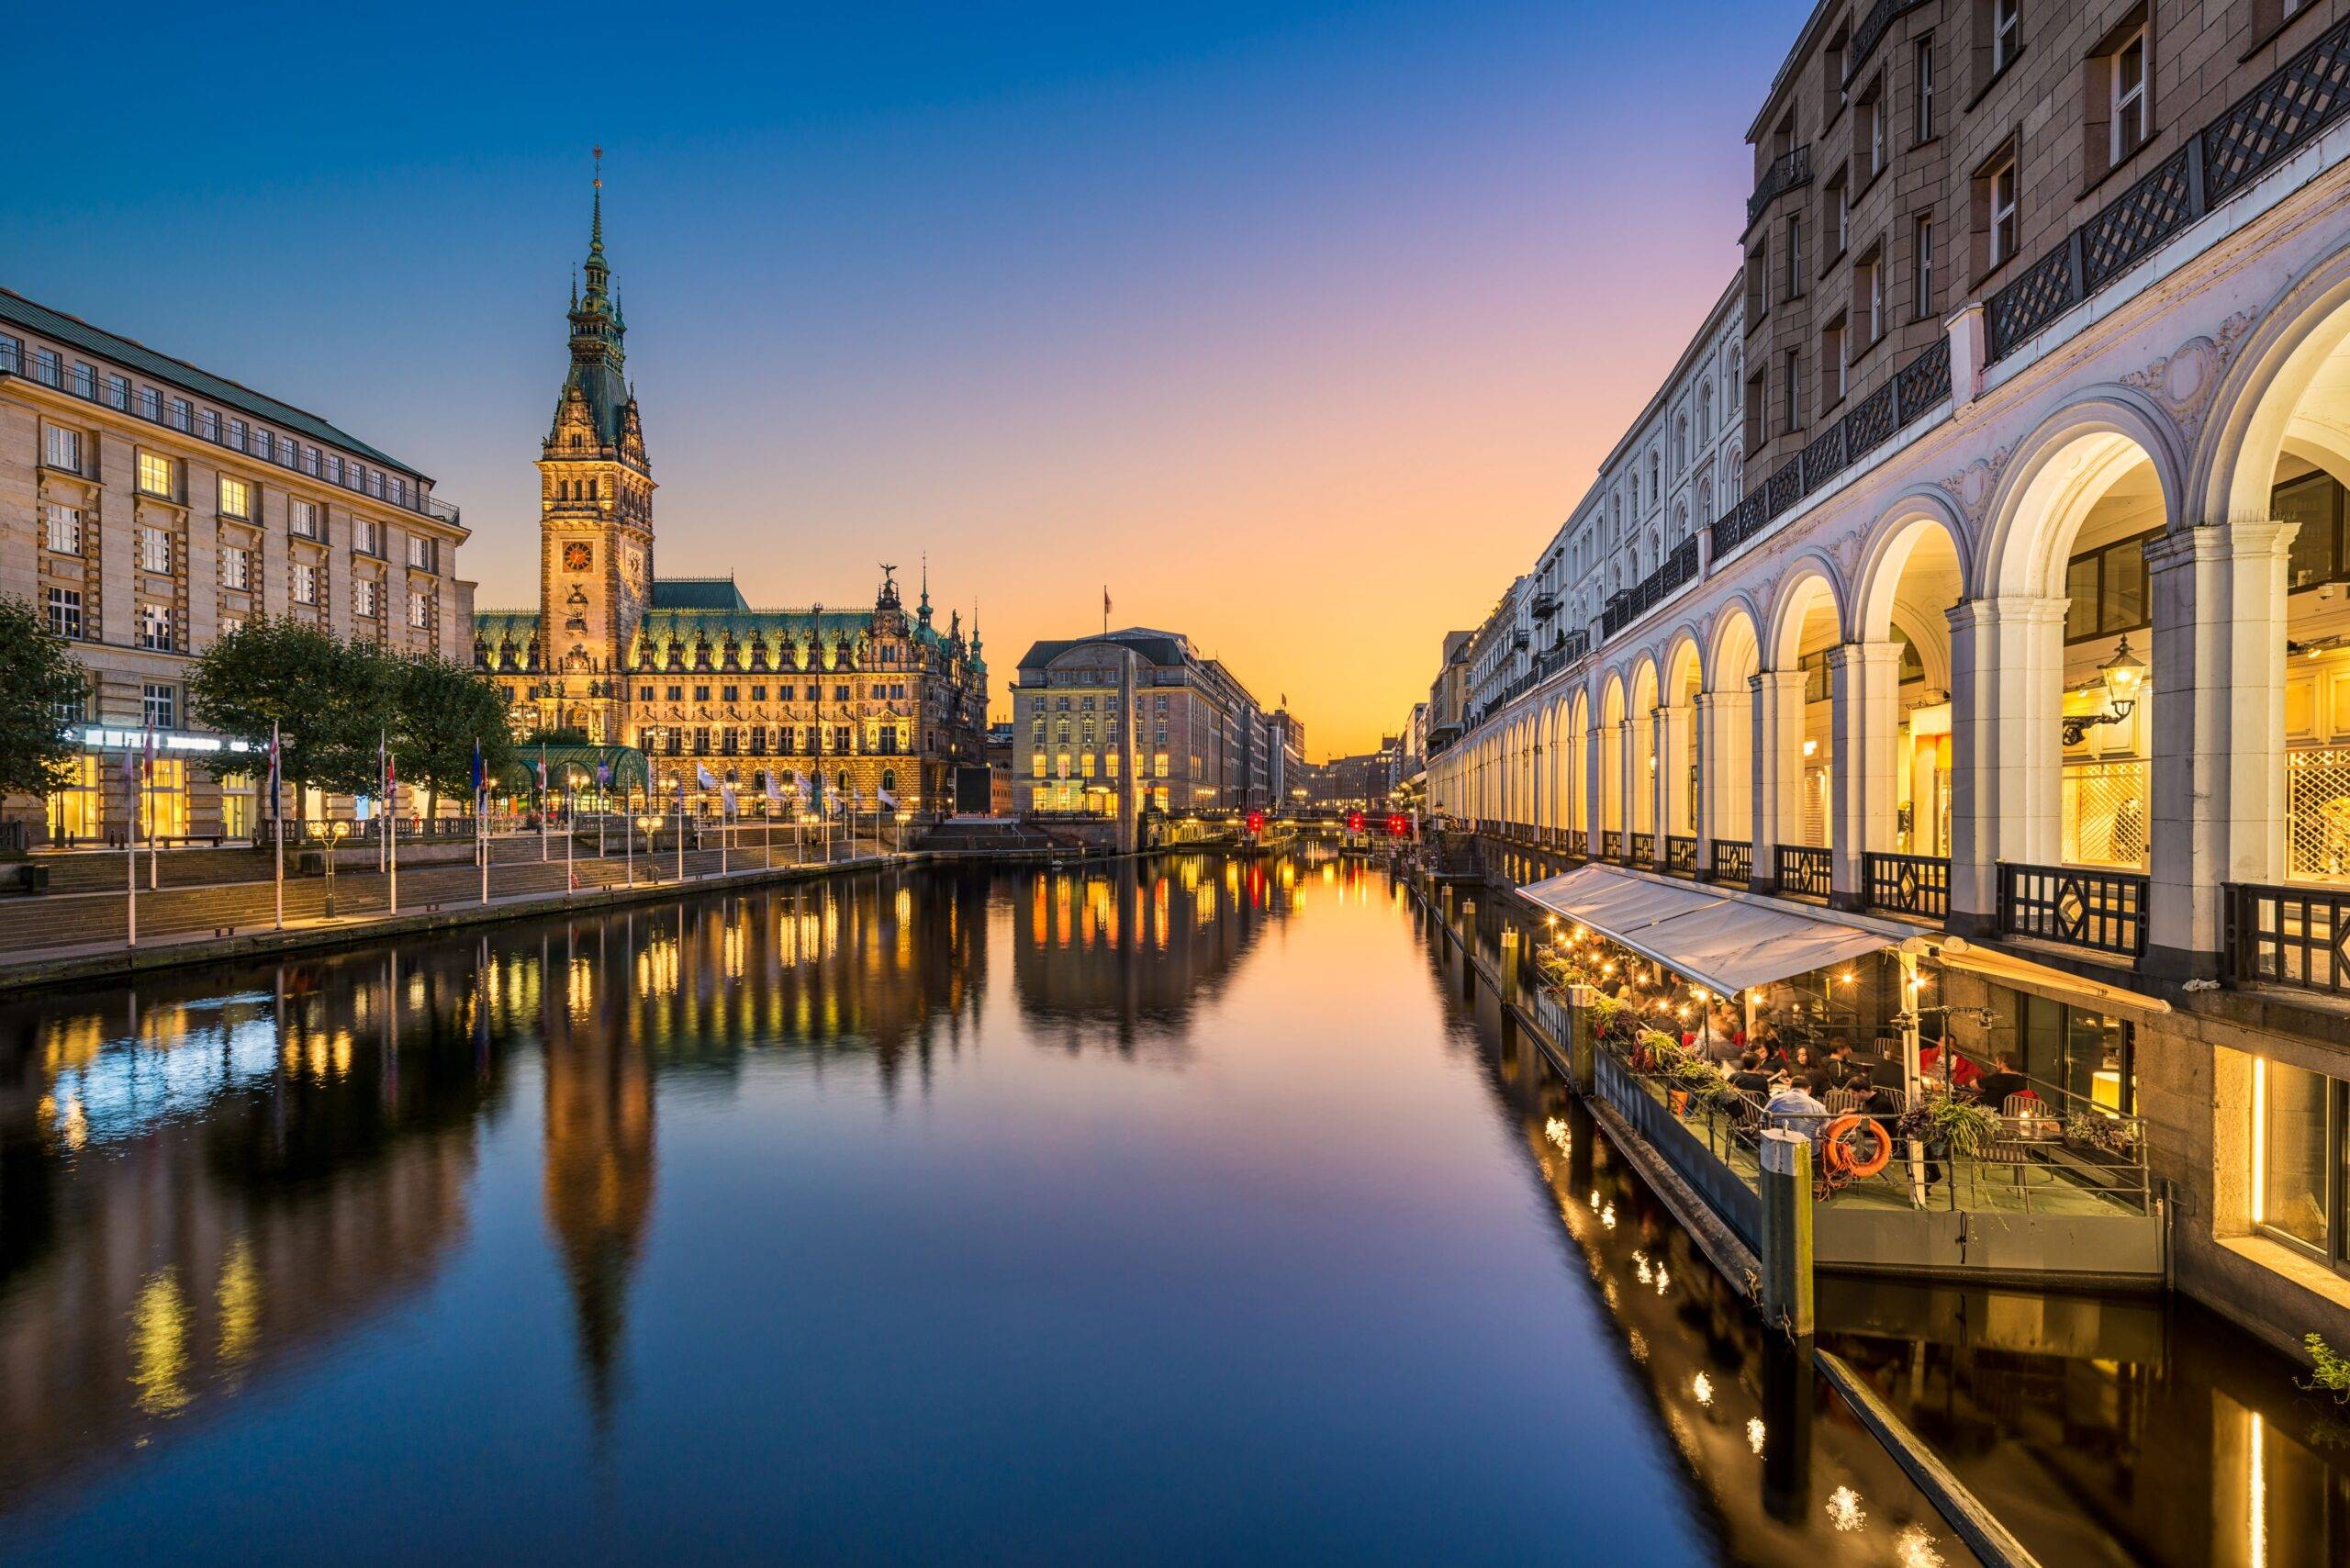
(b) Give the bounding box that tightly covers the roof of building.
[0,286,429,480]
[649,577,751,610]
[1014,629,1193,673]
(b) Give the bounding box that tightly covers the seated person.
[1763,1075,1828,1142]
[1847,1071,1900,1122]
[1728,1048,1774,1098]
[1971,1053,2031,1109]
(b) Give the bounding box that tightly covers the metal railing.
[1665,834,1697,875]
[1863,851,1950,920]
[1775,844,1831,900]
[2227,880,2350,995]
[1987,12,2350,362]
[1998,861,2150,958]
[1600,537,1701,637]
[1842,0,1927,88]
[1746,145,1812,230]
[1603,830,1625,861]
[1710,838,1751,883]
[0,342,457,528]
[1630,831,1656,864]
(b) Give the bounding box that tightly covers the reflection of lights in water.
[1603,1279,1619,1311]
[1633,1252,1653,1286]
[1589,1190,1601,1209]
[1600,1202,1617,1230]
[1893,1525,1946,1568]
[1825,1485,1865,1532]
[1627,1329,1648,1363]
[2251,1411,2266,1568]
[1654,1266,1670,1294]
[131,1268,192,1416]
[217,1236,260,1369]
[1747,1417,1766,1456]
[1691,1372,1713,1406]
[1543,1116,1571,1152]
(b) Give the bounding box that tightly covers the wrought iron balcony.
[1530,591,1558,619]
[1746,144,1811,230]
[1842,0,1927,90]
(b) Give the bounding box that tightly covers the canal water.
[0,857,2339,1562]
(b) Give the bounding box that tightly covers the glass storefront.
[136,759,188,841]
[46,755,100,845]
[2010,997,2136,1112]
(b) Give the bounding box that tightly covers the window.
[142,683,177,730]
[219,613,244,639]
[218,474,252,519]
[1785,213,1805,298]
[104,374,128,409]
[138,386,162,420]
[137,450,179,500]
[294,561,318,606]
[2109,23,2148,165]
[223,544,251,591]
[1859,83,1886,180]
[667,685,685,702]
[693,684,712,702]
[1747,243,1771,318]
[1823,319,1848,406]
[2254,1057,2338,1260]
[45,587,81,639]
[355,518,382,556]
[2062,532,2153,641]
[1781,349,1804,433]
[1856,250,1884,342]
[1914,36,1936,141]
[43,503,82,555]
[1913,214,1937,318]
[41,423,83,473]
[834,684,850,702]
[290,498,319,537]
[1991,0,2020,74]
[355,577,379,618]
[200,409,220,442]
[721,684,740,703]
[1826,171,1849,261]
[1981,147,2020,270]
[2279,471,2350,590]
[407,535,437,572]
[834,725,852,753]
[751,685,767,702]
[138,602,174,652]
[139,526,173,575]
[408,590,430,629]
[169,397,193,432]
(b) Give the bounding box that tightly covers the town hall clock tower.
[535,156,654,744]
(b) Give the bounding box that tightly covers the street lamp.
[2062,636,2148,745]
[306,819,351,918]
[637,813,662,875]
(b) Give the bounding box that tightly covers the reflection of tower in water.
[539,927,655,1422]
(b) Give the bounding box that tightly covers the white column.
[1691,692,1716,866]
[1751,669,1807,890]
[1707,684,1753,847]
[1617,717,1639,857]
[1946,597,2065,933]
[1829,641,1902,910]
[1661,702,1694,839]
[2145,521,2295,975]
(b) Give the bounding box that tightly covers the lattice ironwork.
[1665,834,1697,875]
[1863,851,1949,920]
[2285,747,2350,883]
[1746,145,1812,230]
[2061,759,2150,870]
[1603,829,1624,861]
[1800,421,1847,490]
[1710,838,1751,883]
[1629,831,1656,863]
[2230,881,2350,995]
[1999,861,2149,957]
[1986,246,2077,361]
[1776,845,1831,900]
[2080,146,2197,293]
[1764,460,1802,521]
[2203,15,2350,204]
[1843,383,1897,462]
[1892,335,1950,420]
[1843,0,1926,88]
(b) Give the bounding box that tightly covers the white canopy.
[1518,864,1893,998]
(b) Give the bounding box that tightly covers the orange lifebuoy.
[1823,1114,1893,1178]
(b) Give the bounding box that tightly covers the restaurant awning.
[1519,865,1892,998]
[1517,864,2171,1017]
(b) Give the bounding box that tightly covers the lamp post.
[637,814,660,882]
[307,819,351,919]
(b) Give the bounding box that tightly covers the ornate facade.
[474,177,988,812]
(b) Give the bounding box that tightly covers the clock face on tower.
[563,542,593,571]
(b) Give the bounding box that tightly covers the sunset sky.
[15,0,1806,757]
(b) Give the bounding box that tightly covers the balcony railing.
[1746,145,1812,230]
[1986,12,2350,363]
[1601,537,1701,637]
[0,340,458,529]
[1710,838,1751,884]
[1998,862,2150,958]
[1530,591,1558,620]
[1863,851,1950,920]
[1775,845,1831,900]
[1558,628,1591,665]
[1630,831,1655,864]
[1603,829,1625,861]
[1664,834,1697,875]
[1842,0,1927,89]
[2227,881,2350,996]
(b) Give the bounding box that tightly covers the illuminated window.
[137,450,179,500]
[219,474,253,519]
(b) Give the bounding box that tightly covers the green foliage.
[0,597,87,799]
[395,655,514,807]
[2304,1335,2350,1405]
[1924,1097,2001,1159]
[520,725,590,747]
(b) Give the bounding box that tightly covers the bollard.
[1565,982,1596,1093]
[1499,928,1520,1003]
[1758,1129,1815,1338]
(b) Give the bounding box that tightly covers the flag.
[385,748,397,809]
[878,785,898,810]
[695,763,719,792]
[470,740,486,798]
[595,761,612,788]
[1102,586,1111,620]
[765,773,784,808]
[267,722,282,808]
[536,753,548,790]
[721,782,738,817]
[140,724,156,782]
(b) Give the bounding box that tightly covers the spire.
[590,144,605,255]
[555,145,630,448]
[917,553,933,627]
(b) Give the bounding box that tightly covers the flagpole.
[387,748,399,915]
[566,779,576,895]
[539,744,549,862]
[676,778,685,883]
[271,720,284,932]
[377,729,388,874]
[145,729,158,890]
[125,747,138,947]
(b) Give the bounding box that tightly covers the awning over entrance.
[1519,865,1890,998]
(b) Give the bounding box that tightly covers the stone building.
[1009,627,1272,816]
[1427,2,2350,1357]
[472,179,988,814]
[0,289,471,845]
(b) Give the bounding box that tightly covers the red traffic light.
[1386,814,1409,837]
[1246,811,1266,835]
[1346,811,1365,832]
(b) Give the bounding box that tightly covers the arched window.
[1649,453,1661,505]
[1698,383,1713,442]
[1673,500,1688,542]
[881,767,897,794]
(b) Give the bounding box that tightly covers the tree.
[392,655,514,815]
[0,597,89,805]
[519,724,590,747]
[189,618,393,813]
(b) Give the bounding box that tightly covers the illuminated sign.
[70,725,254,756]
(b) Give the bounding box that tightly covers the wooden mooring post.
[1758,1128,1814,1338]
